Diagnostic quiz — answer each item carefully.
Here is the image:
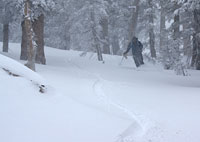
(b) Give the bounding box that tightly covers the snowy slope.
[0,42,200,142]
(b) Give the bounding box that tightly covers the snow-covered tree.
[18,0,55,67]
[181,0,200,70]
[164,0,200,71]
[45,0,71,50]
[157,0,188,74]
[65,0,108,61]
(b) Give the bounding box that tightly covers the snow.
[0,53,45,85]
[0,42,200,142]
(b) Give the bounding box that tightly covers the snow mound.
[0,54,47,94]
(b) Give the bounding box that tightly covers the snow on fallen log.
[0,54,47,93]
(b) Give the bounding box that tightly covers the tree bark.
[172,4,185,75]
[90,10,103,61]
[33,14,46,65]
[192,9,200,70]
[182,12,192,56]
[109,13,119,55]
[191,33,197,67]
[3,23,9,52]
[111,35,120,55]
[149,29,156,58]
[183,30,191,56]
[173,14,180,40]
[100,17,110,54]
[148,0,156,58]
[129,0,140,40]
[64,26,71,50]
[160,0,168,68]
[20,20,28,60]
[24,0,36,71]
[107,0,120,55]
[159,0,166,51]
[173,10,180,61]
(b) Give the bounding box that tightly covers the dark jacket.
[124,40,143,56]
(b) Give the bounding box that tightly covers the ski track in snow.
[66,58,146,141]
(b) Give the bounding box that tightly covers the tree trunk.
[173,14,180,40]
[159,0,166,51]
[109,12,120,55]
[173,10,180,59]
[33,14,46,65]
[183,36,191,56]
[129,0,140,40]
[149,29,156,58]
[3,23,9,52]
[191,33,197,67]
[64,35,71,50]
[90,10,103,61]
[160,0,168,68]
[172,5,186,75]
[100,18,110,54]
[24,0,36,71]
[183,33,191,56]
[20,20,28,60]
[148,0,156,58]
[64,26,71,50]
[192,9,200,70]
[111,35,120,55]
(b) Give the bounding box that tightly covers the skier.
[123,36,144,67]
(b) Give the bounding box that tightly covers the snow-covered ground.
[0,42,200,142]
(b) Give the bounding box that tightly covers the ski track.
[66,58,146,141]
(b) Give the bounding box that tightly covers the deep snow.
[0,42,200,142]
